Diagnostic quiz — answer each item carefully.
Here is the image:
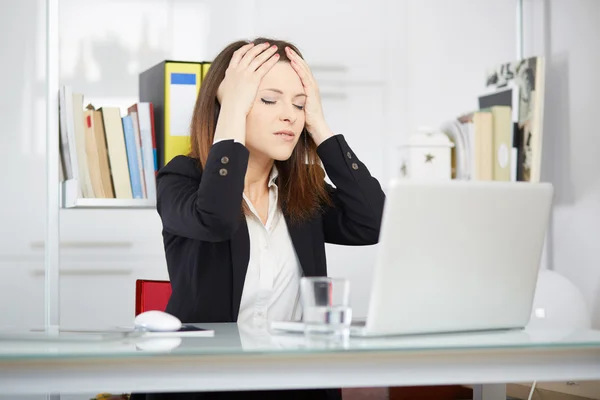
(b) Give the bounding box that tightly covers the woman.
[138,37,385,400]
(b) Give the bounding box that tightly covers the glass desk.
[1,323,599,398]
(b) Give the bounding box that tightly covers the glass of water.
[300,277,352,339]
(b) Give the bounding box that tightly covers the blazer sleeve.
[156,140,249,242]
[316,134,386,245]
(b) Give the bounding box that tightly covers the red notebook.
[135,280,172,316]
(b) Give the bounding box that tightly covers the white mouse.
[134,310,182,332]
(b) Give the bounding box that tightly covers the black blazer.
[156,134,385,324]
[133,135,385,400]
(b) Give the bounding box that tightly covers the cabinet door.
[0,0,47,330]
[58,264,169,329]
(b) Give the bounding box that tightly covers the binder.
[139,60,211,170]
[201,62,211,81]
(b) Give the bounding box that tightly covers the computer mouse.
[134,310,182,332]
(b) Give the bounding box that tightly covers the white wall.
[0,0,598,332]
[395,0,518,144]
[525,0,600,327]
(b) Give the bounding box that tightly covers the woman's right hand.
[217,42,280,115]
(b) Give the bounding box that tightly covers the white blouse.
[236,165,303,329]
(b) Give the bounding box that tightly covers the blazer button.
[219,168,228,176]
[346,151,352,159]
[221,156,229,164]
[351,163,359,170]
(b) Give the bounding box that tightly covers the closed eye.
[261,98,304,110]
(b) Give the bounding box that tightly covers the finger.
[256,53,280,77]
[238,42,271,69]
[286,48,314,84]
[285,46,300,61]
[248,45,278,71]
[285,47,310,72]
[290,59,312,89]
[229,43,255,68]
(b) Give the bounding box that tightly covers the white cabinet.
[58,263,168,329]
[0,262,44,330]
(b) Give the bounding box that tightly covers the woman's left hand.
[285,46,334,146]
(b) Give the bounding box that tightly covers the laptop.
[271,179,554,337]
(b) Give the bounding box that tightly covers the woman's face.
[245,61,306,161]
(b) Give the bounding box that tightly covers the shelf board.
[60,179,156,209]
[62,198,156,209]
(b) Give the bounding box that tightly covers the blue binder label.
[170,73,196,85]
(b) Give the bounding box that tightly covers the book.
[82,107,107,197]
[482,106,512,182]
[484,56,546,182]
[478,84,521,181]
[99,107,132,199]
[127,103,157,200]
[71,92,95,198]
[122,115,143,199]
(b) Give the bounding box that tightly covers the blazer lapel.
[285,215,316,277]
[231,217,250,320]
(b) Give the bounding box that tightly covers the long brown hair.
[189,37,332,224]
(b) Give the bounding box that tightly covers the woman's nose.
[279,103,296,123]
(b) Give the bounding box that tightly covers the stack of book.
[58,60,211,206]
[59,87,158,202]
[442,55,545,183]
